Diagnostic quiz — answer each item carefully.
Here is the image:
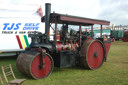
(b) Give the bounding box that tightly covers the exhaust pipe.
[45,3,51,36]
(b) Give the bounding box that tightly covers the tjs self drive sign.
[2,23,40,34]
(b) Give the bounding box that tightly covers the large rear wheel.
[80,39,105,69]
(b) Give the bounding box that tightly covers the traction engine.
[16,3,111,79]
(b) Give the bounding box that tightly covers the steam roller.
[16,3,111,79]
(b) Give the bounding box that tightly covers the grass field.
[0,41,128,85]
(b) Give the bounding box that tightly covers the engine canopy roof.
[42,13,110,26]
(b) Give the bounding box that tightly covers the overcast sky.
[0,0,128,25]
[42,0,128,25]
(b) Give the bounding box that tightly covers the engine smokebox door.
[54,50,75,68]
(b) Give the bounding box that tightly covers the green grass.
[0,41,128,85]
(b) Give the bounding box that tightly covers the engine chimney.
[45,3,51,35]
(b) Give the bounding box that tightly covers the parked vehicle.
[16,3,111,79]
[0,0,45,56]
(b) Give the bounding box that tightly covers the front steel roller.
[16,51,54,79]
[80,39,105,69]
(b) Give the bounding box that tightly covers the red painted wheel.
[31,53,53,79]
[80,39,105,69]
[16,51,54,79]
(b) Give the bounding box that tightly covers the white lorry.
[0,0,45,56]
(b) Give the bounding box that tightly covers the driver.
[60,25,70,41]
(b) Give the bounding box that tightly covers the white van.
[0,0,45,56]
